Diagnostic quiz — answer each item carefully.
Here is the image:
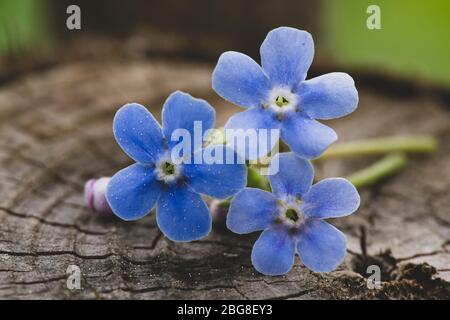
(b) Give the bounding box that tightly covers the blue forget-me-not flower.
[212,27,359,160]
[227,152,360,275]
[106,91,247,242]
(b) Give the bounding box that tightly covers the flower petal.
[113,103,165,164]
[281,113,337,159]
[225,107,280,161]
[162,91,215,151]
[212,51,271,108]
[268,152,313,199]
[296,73,358,120]
[227,188,279,234]
[106,163,161,221]
[297,220,347,272]
[183,145,247,199]
[301,178,360,219]
[251,226,296,275]
[156,185,211,242]
[260,27,314,88]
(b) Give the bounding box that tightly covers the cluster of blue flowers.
[106,27,360,276]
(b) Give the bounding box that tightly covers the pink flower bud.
[84,177,113,214]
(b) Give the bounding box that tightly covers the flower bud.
[84,177,113,214]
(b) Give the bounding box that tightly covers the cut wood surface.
[0,56,449,299]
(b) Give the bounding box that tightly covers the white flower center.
[265,87,298,115]
[154,158,181,183]
[278,201,306,228]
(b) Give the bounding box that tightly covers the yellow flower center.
[275,95,290,108]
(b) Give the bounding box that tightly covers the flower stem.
[247,165,269,190]
[214,153,407,216]
[346,152,407,189]
[317,135,438,160]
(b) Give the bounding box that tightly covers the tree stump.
[0,56,449,299]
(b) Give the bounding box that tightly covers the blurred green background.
[325,0,450,85]
[0,0,49,54]
[0,0,449,85]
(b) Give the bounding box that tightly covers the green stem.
[216,165,269,210]
[216,153,407,209]
[216,135,437,205]
[318,135,438,160]
[217,198,231,208]
[247,165,269,190]
[346,152,407,189]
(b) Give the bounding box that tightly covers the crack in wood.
[0,207,110,236]
[264,289,315,300]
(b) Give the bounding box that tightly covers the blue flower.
[227,152,360,275]
[106,91,247,242]
[212,27,359,160]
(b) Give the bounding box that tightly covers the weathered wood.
[0,56,449,299]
